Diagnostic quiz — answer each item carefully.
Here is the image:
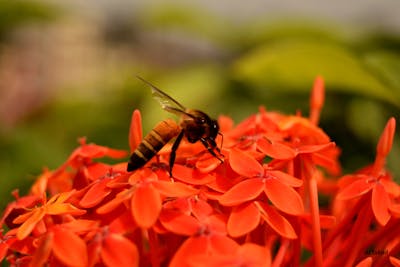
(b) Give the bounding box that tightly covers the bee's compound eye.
[213,121,219,130]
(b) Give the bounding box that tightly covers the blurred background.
[0,0,399,209]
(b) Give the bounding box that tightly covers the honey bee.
[127,76,224,176]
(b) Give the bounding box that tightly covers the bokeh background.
[0,0,399,209]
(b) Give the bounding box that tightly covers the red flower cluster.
[1,77,400,267]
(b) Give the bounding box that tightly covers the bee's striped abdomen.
[127,119,180,171]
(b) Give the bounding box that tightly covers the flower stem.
[271,238,290,267]
[148,228,160,267]
[343,203,373,267]
[322,195,366,251]
[307,170,323,267]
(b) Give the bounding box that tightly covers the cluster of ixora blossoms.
[1,77,400,267]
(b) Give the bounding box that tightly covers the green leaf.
[0,0,59,37]
[363,51,400,93]
[232,40,399,106]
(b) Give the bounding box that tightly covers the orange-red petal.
[85,163,112,181]
[87,236,101,267]
[0,242,8,262]
[297,142,335,155]
[101,233,139,267]
[196,154,223,173]
[173,164,216,185]
[208,234,239,254]
[336,178,374,200]
[48,190,75,205]
[96,189,132,214]
[257,138,296,160]
[239,243,271,267]
[153,180,198,198]
[189,242,269,267]
[45,203,86,216]
[218,115,234,132]
[309,76,325,125]
[229,148,263,177]
[17,209,46,240]
[109,213,137,234]
[159,209,201,236]
[80,179,112,208]
[390,203,400,217]
[170,237,207,267]
[52,227,88,267]
[191,198,214,220]
[355,257,372,267]
[312,151,342,176]
[310,76,325,111]
[264,178,304,215]
[205,214,228,235]
[129,109,143,153]
[104,148,128,159]
[227,203,260,237]
[61,219,100,233]
[371,183,391,226]
[131,184,161,228]
[377,117,396,157]
[219,178,264,206]
[30,233,53,267]
[255,201,297,239]
[13,210,35,225]
[30,170,52,197]
[267,170,303,187]
[73,143,127,160]
[380,178,400,198]
[390,256,400,267]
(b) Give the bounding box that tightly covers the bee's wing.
[137,76,194,118]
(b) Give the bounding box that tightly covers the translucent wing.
[136,76,194,117]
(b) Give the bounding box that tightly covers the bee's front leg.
[169,130,185,177]
[200,138,224,163]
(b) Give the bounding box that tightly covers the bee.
[127,76,224,176]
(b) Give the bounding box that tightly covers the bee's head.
[209,119,220,139]
[186,109,220,141]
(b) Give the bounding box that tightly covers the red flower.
[189,242,271,267]
[220,148,304,214]
[97,168,198,229]
[1,78,399,267]
[13,190,86,240]
[31,224,89,267]
[337,118,399,226]
[159,197,238,267]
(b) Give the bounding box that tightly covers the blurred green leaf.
[364,51,400,93]
[232,39,399,106]
[231,19,349,50]
[0,0,59,38]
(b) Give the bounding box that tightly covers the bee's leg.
[200,138,224,163]
[169,130,185,177]
[208,137,224,157]
[217,132,224,153]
